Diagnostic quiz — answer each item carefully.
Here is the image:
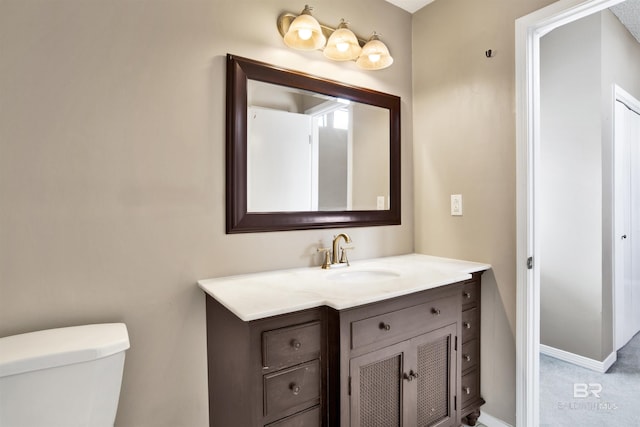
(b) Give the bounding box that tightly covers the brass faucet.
[317,233,353,269]
[332,233,352,264]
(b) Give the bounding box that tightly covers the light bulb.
[368,53,381,63]
[298,28,313,40]
[336,41,349,52]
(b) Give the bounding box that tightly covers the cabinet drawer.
[461,281,479,308]
[462,307,479,343]
[351,295,459,350]
[263,360,320,417]
[265,406,321,427]
[461,370,480,408]
[262,321,321,370]
[461,339,479,371]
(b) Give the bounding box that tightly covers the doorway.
[515,0,628,425]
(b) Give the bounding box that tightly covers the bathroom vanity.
[198,254,489,427]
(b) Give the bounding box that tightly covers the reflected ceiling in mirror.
[226,54,400,233]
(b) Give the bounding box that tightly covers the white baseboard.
[540,344,616,373]
[478,411,513,427]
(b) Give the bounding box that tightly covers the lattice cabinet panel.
[413,324,457,427]
[360,355,402,427]
[350,341,408,427]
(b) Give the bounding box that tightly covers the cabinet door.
[350,341,410,427]
[410,324,458,427]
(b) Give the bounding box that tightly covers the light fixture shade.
[356,33,393,70]
[324,20,362,61]
[283,5,326,51]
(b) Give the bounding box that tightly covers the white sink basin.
[327,269,400,283]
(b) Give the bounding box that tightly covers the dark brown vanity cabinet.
[204,273,484,427]
[459,273,485,426]
[335,286,463,427]
[205,298,326,427]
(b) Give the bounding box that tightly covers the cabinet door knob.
[431,308,441,316]
[290,383,301,395]
[463,322,472,329]
[464,354,472,362]
[379,322,391,331]
[291,339,302,350]
[464,386,471,395]
[403,370,419,381]
[463,291,472,299]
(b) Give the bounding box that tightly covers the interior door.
[614,97,640,350]
[247,107,314,212]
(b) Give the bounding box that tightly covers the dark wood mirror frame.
[226,54,401,233]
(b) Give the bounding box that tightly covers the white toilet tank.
[0,323,130,427]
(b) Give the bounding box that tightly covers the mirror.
[226,54,401,233]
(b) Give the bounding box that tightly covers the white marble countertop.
[197,253,491,322]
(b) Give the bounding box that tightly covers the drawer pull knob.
[464,386,471,395]
[464,354,472,362]
[431,308,441,316]
[291,339,302,350]
[463,322,472,329]
[290,383,301,395]
[463,292,472,299]
[379,322,391,331]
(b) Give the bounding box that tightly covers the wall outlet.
[376,196,386,210]
[451,194,463,216]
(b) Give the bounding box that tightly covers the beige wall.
[0,1,413,426]
[352,103,390,210]
[412,0,556,423]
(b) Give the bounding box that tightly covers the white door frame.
[515,0,626,425]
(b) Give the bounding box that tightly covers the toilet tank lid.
[0,323,130,378]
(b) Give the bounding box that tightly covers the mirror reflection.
[247,80,390,213]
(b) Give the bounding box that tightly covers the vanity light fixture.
[356,32,394,70]
[282,5,326,50]
[323,19,361,61]
[277,6,393,70]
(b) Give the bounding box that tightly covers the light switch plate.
[451,194,462,216]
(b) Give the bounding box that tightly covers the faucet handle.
[339,246,355,266]
[317,248,332,269]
